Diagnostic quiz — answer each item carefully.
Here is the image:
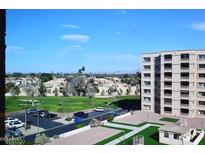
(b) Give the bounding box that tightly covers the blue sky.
[6,9,205,73]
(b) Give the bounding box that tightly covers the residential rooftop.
[142,49,205,55]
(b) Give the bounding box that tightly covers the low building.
[158,125,204,145]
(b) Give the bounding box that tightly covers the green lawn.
[199,134,205,145]
[159,117,179,123]
[117,126,165,145]
[6,95,140,113]
[95,126,132,145]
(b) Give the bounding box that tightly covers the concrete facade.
[141,50,205,118]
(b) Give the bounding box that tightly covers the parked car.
[27,108,38,114]
[7,120,25,129]
[5,127,23,138]
[5,117,19,125]
[44,113,58,119]
[33,110,48,117]
[94,107,105,112]
[73,111,89,118]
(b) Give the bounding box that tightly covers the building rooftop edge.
[141,49,205,55]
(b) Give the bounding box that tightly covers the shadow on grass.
[114,98,141,111]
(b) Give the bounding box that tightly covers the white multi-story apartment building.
[141,50,205,118]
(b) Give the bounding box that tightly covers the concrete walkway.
[103,122,161,145]
[104,122,139,130]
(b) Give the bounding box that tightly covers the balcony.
[143,57,151,63]
[181,54,190,61]
[181,63,189,70]
[164,55,172,61]
[164,90,172,97]
[164,64,172,70]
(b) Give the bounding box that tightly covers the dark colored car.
[73,111,89,118]
[5,127,23,138]
[44,113,58,119]
[27,108,38,114]
[33,110,48,117]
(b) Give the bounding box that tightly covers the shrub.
[106,115,114,122]
[90,118,101,127]
[5,137,25,145]
[75,123,84,129]
[65,117,72,121]
[52,135,59,139]
[34,133,50,145]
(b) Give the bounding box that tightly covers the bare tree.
[24,84,38,106]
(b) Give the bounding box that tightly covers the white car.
[7,120,25,129]
[5,117,19,126]
[94,107,105,112]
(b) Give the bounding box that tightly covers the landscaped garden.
[6,95,140,113]
[117,126,165,145]
[159,117,179,123]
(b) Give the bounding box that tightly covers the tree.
[5,137,25,145]
[38,82,46,96]
[39,73,53,83]
[86,84,97,105]
[10,86,20,97]
[107,86,116,96]
[34,133,50,145]
[5,82,15,93]
[101,89,105,96]
[53,87,58,96]
[60,87,67,96]
[24,84,38,106]
[126,86,131,95]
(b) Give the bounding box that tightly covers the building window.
[164,131,169,138]
[164,90,172,96]
[181,81,189,88]
[198,82,205,88]
[164,81,172,87]
[180,90,189,97]
[174,134,180,140]
[181,54,189,60]
[164,63,172,70]
[198,73,205,78]
[198,101,205,106]
[143,105,151,110]
[144,73,151,78]
[198,64,205,69]
[198,54,205,60]
[198,110,205,116]
[164,72,172,78]
[180,108,189,115]
[143,65,151,70]
[181,63,189,70]
[143,89,151,94]
[198,92,205,97]
[164,55,172,61]
[143,97,151,102]
[164,107,172,113]
[144,81,151,86]
[164,98,172,104]
[181,72,189,79]
[180,99,189,106]
[143,57,151,62]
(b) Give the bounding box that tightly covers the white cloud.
[6,46,24,53]
[60,24,80,29]
[60,45,84,54]
[191,22,205,31]
[115,31,121,35]
[59,34,90,43]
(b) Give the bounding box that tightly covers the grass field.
[117,126,165,145]
[6,95,140,113]
[159,117,179,123]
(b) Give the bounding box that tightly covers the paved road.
[24,110,117,143]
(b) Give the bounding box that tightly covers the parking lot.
[6,108,126,138]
